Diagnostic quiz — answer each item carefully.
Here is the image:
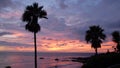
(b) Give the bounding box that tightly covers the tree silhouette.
[112,31,120,52]
[85,25,106,55]
[22,3,47,68]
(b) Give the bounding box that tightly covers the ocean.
[0,52,93,68]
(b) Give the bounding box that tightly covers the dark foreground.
[72,52,120,68]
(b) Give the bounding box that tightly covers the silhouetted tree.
[85,25,106,55]
[22,3,47,68]
[5,66,11,68]
[112,31,120,52]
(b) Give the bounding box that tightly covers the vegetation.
[112,31,120,52]
[72,29,120,68]
[81,52,120,68]
[80,27,120,68]
[22,2,47,68]
[85,25,106,55]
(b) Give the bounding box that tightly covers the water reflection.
[0,52,83,68]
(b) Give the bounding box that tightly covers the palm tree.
[112,31,120,52]
[85,25,106,55]
[22,3,47,68]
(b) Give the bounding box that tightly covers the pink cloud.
[0,10,22,19]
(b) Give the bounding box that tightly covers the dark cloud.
[57,43,67,47]
[0,0,23,9]
[0,41,31,46]
[41,15,67,32]
[41,37,54,40]
[43,45,51,48]
[88,0,120,21]
[0,32,13,36]
[57,0,68,9]
[62,0,120,41]
[106,21,120,30]
[0,0,13,8]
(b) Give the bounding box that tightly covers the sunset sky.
[0,0,120,53]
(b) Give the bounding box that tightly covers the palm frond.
[25,23,40,33]
[26,5,33,11]
[85,25,106,48]
[22,2,47,33]
[33,2,38,9]
[38,6,43,11]
[22,11,32,22]
[39,10,47,19]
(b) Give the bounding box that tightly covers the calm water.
[0,52,93,68]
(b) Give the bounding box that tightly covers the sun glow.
[0,35,115,53]
[49,47,63,51]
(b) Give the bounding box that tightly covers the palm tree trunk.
[95,48,98,55]
[34,32,37,68]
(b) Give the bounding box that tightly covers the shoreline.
[70,57,90,63]
[70,52,120,68]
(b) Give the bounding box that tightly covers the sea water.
[0,52,93,68]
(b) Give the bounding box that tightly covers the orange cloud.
[0,33,115,53]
